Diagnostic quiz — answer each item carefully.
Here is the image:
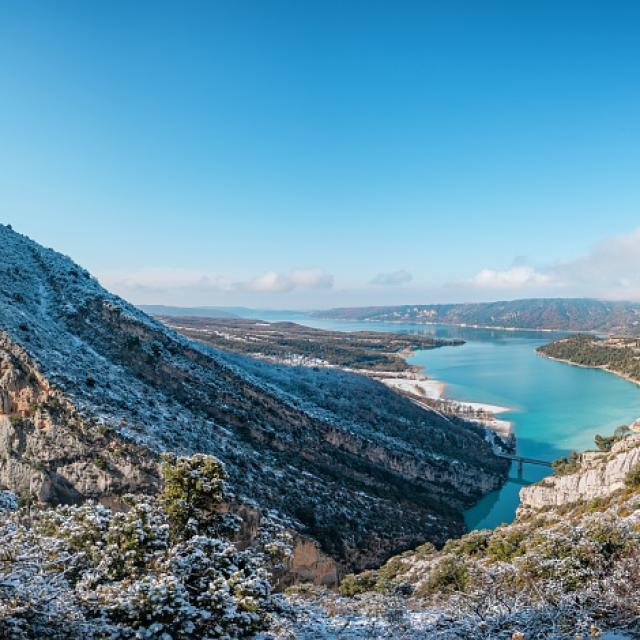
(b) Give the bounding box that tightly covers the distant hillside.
[138,304,239,318]
[0,224,506,575]
[538,334,640,384]
[313,298,640,333]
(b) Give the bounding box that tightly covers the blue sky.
[2,1,640,308]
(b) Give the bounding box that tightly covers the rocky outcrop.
[287,538,338,586]
[519,433,640,511]
[0,333,341,585]
[0,333,159,505]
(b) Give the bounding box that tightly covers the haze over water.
[265,313,640,530]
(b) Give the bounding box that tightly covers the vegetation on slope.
[0,224,507,573]
[0,454,288,639]
[538,334,640,383]
[278,434,640,639]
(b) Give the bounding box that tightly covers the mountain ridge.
[0,224,507,576]
[313,298,640,333]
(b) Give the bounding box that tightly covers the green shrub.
[594,434,617,452]
[552,451,581,476]
[486,527,527,562]
[625,464,640,489]
[585,518,629,560]
[416,555,468,597]
[8,415,24,428]
[338,570,380,596]
[93,456,108,470]
[444,530,490,558]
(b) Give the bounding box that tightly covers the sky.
[2,1,640,309]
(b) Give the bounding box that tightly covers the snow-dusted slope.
[0,224,507,571]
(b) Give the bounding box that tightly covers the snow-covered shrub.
[0,454,274,639]
[304,491,640,639]
[159,452,234,541]
[0,490,18,513]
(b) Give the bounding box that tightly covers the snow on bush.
[275,491,640,639]
[0,454,275,639]
[0,491,18,513]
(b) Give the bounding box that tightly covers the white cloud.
[370,270,413,286]
[461,227,640,300]
[238,268,333,293]
[466,266,553,290]
[99,268,234,293]
[551,227,640,298]
[99,267,334,300]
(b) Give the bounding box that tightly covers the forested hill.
[538,334,640,384]
[313,298,640,333]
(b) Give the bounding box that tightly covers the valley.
[158,315,516,448]
[3,226,640,638]
[0,224,507,582]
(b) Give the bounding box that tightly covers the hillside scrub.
[280,488,640,639]
[0,455,282,639]
[0,224,507,572]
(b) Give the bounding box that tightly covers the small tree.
[159,453,234,542]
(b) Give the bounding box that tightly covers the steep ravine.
[0,224,508,580]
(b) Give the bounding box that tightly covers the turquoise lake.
[256,312,640,531]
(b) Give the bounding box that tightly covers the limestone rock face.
[519,434,640,511]
[287,538,338,586]
[0,335,159,506]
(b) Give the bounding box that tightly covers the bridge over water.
[496,453,553,474]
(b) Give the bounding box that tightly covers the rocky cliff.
[0,333,159,505]
[0,224,508,576]
[277,428,640,637]
[519,431,640,511]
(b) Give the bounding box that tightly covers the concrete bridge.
[496,453,553,474]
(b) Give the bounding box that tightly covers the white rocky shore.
[374,370,514,445]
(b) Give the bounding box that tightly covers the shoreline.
[312,317,584,334]
[537,351,640,388]
[538,351,640,434]
[370,368,514,445]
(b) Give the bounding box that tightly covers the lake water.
[252,313,640,530]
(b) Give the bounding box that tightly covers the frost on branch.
[0,491,18,513]
[0,454,274,639]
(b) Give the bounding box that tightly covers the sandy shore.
[373,370,514,441]
[380,376,445,400]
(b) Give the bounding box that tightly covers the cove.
[270,314,640,531]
